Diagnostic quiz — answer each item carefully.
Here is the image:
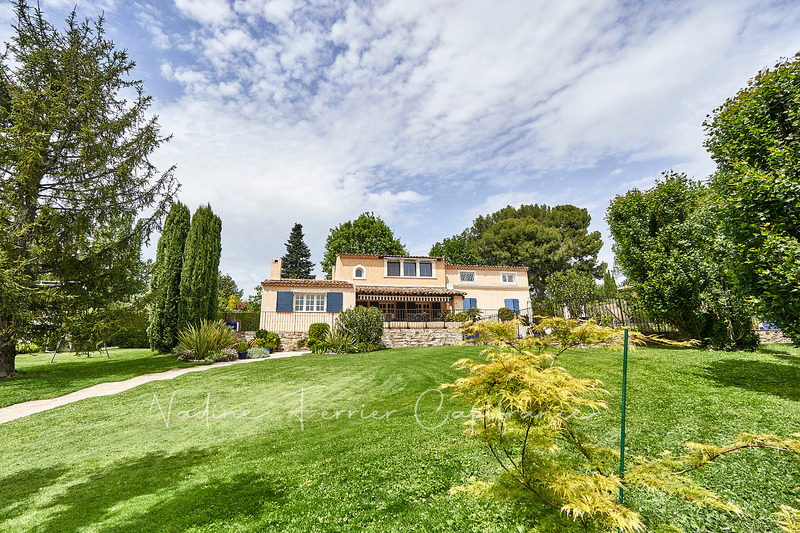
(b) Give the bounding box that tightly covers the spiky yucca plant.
[176,319,238,360]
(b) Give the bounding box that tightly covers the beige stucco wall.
[259,284,356,331]
[335,255,447,287]
[445,266,529,310]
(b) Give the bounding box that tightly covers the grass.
[0,343,798,532]
[0,349,204,408]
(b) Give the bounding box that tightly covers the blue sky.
[5,0,800,295]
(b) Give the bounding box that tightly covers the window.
[294,293,325,312]
[386,261,401,276]
[501,272,517,284]
[459,271,475,283]
[419,262,432,277]
[403,262,416,277]
[353,267,365,279]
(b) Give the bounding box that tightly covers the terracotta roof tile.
[262,279,353,288]
[445,264,528,272]
[338,253,442,260]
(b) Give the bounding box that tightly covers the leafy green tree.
[147,202,190,352]
[321,212,407,279]
[546,269,598,305]
[217,271,242,302]
[0,1,176,376]
[602,268,618,298]
[429,230,477,264]
[178,205,222,329]
[281,223,315,279]
[435,204,604,297]
[704,54,800,341]
[607,173,756,349]
[248,284,263,312]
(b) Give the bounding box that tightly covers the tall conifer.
[281,223,315,279]
[147,202,190,352]
[178,205,222,329]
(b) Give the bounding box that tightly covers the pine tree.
[281,223,315,279]
[178,205,222,329]
[0,1,177,376]
[147,202,190,352]
[602,268,618,298]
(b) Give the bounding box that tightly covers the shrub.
[16,342,40,354]
[106,308,150,348]
[247,347,271,359]
[308,338,330,354]
[325,329,356,354]
[308,323,330,342]
[209,347,238,362]
[255,329,280,349]
[176,319,239,360]
[454,308,481,322]
[334,306,384,348]
[497,307,515,322]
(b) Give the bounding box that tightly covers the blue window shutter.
[465,298,477,309]
[276,291,293,312]
[504,299,520,312]
[327,292,343,313]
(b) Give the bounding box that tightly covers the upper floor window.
[385,259,435,278]
[459,271,475,283]
[501,272,517,284]
[386,261,401,277]
[353,266,365,279]
[294,293,325,312]
[419,262,432,277]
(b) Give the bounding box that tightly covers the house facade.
[259,254,529,333]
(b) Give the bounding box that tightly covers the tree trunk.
[0,316,17,378]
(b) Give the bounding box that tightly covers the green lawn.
[0,344,798,532]
[0,349,205,408]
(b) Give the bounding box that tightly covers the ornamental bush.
[334,306,384,347]
[308,323,330,342]
[497,307,515,322]
[176,320,238,360]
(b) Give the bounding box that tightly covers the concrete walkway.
[0,351,308,425]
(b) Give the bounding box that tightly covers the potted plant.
[235,340,251,359]
[255,330,280,354]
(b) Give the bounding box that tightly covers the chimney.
[270,258,282,280]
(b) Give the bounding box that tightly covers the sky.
[3,0,800,296]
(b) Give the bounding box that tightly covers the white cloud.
[174,0,233,26]
[139,0,800,293]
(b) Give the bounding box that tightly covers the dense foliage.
[321,212,407,279]
[704,54,800,341]
[0,1,176,376]
[148,202,190,352]
[607,173,757,350]
[178,205,222,330]
[217,272,243,302]
[281,223,315,279]
[334,306,384,348]
[447,318,799,531]
[429,230,477,264]
[431,204,604,297]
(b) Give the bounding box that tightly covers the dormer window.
[501,272,517,284]
[385,258,435,278]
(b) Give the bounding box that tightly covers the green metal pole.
[619,328,629,509]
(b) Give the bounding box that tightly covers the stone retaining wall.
[238,328,466,350]
[757,329,793,344]
[381,328,464,348]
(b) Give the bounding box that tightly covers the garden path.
[0,351,307,424]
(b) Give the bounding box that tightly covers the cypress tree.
[147,202,190,352]
[281,223,315,279]
[179,205,222,329]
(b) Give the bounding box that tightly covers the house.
[259,254,529,336]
